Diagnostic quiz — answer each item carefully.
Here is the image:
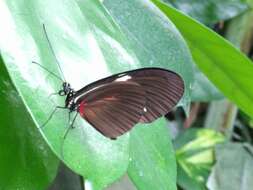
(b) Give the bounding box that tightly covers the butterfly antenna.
[42,24,66,82]
[32,61,64,82]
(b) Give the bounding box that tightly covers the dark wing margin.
[78,81,146,139]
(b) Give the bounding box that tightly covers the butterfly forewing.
[128,69,184,123]
[77,81,146,139]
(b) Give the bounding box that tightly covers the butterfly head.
[58,82,73,96]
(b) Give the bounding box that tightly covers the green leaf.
[0,0,193,189]
[103,0,195,189]
[0,0,131,189]
[174,129,225,190]
[153,0,253,118]
[207,143,253,190]
[0,55,59,190]
[128,119,177,190]
[192,66,224,102]
[162,0,249,25]
[103,0,194,113]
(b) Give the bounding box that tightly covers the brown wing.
[77,81,146,139]
[128,69,184,123]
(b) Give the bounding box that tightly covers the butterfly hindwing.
[77,81,146,139]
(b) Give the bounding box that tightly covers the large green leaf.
[103,0,194,189]
[0,56,59,190]
[163,0,230,102]
[174,129,225,190]
[165,0,247,102]
[104,0,223,103]
[0,0,193,189]
[153,0,253,118]
[207,143,253,190]
[162,0,248,25]
[128,119,177,190]
[104,0,194,113]
[0,0,131,189]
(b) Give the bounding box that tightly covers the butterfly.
[35,24,184,140]
[57,68,184,139]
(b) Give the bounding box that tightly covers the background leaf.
[104,0,194,112]
[207,143,253,190]
[191,65,224,102]
[161,0,249,25]
[153,0,253,118]
[160,0,228,102]
[174,129,225,190]
[0,56,59,190]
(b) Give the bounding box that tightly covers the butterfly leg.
[39,106,67,129]
[70,112,78,128]
[45,93,60,105]
[59,112,78,159]
[63,112,78,139]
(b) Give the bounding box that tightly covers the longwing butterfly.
[60,68,184,139]
[36,25,184,139]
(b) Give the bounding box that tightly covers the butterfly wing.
[75,68,184,138]
[80,68,184,123]
[77,81,146,139]
[127,69,184,123]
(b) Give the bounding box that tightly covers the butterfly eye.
[58,90,66,96]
